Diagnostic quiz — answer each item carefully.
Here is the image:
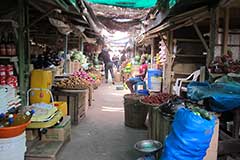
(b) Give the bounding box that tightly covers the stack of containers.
[0,85,20,114]
[0,132,26,160]
[0,65,18,88]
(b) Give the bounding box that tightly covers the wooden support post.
[18,0,27,105]
[25,0,30,93]
[192,18,210,54]
[150,38,155,68]
[78,36,82,51]
[208,8,217,67]
[63,34,68,73]
[222,7,229,55]
[162,31,173,93]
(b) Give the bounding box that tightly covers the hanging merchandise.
[161,108,215,160]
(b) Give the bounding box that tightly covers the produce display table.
[52,88,88,125]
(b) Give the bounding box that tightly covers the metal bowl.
[134,140,162,153]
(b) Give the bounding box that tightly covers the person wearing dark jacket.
[98,47,115,84]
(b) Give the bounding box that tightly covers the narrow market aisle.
[58,83,147,160]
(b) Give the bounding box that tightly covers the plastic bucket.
[0,132,26,160]
[147,69,162,91]
[136,89,149,96]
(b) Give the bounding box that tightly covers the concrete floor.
[58,83,147,160]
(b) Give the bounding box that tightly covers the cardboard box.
[26,129,39,141]
[204,119,219,160]
[41,116,71,142]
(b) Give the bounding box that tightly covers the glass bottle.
[6,32,12,56]
[0,32,6,56]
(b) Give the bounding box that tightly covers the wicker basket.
[123,94,148,129]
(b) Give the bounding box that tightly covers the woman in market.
[126,55,148,93]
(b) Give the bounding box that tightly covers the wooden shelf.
[176,38,209,43]
[174,72,192,75]
[0,56,18,61]
[0,56,19,74]
[176,54,206,58]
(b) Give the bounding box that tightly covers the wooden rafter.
[191,18,210,54]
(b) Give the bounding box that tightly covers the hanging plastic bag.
[161,108,215,160]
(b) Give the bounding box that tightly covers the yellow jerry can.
[30,70,53,104]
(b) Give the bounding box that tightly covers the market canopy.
[85,0,158,8]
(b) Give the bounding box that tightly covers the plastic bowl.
[134,140,162,153]
[0,120,31,138]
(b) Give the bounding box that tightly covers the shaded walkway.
[59,84,147,160]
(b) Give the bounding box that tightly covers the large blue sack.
[161,108,215,160]
[187,82,240,112]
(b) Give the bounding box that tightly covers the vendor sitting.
[126,56,148,93]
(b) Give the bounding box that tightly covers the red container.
[0,120,30,138]
[0,76,6,85]
[6,65,13,76]
[6,76,18,88]
[0,65,6,76]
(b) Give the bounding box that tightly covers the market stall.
[0,0,103,159]
[132,0,240,159]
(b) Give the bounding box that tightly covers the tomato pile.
[141,93,174,105]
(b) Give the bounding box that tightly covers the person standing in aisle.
[98,45,115,84]
[112,54,120,72]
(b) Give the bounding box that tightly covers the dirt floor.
[58,83,147,160]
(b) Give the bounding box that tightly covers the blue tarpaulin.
[187,82,240,112]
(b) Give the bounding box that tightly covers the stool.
[134,81,147,93]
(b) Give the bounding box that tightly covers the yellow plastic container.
[53,101,68,116]
[30,70,52,104]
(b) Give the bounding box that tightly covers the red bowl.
[0,120,31,138]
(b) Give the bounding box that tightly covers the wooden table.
[52,88,88,125]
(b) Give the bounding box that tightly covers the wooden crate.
[53,89,88,125]
[148,106,173,144]
[25,141,64,160]
[41,116,71,142]
[26,129,39,141]
[70,61,81,73]
[204,118,219,160]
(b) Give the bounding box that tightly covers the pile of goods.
[70,50,87,64]
[72,71,95,84]
[141,93,175,106]
[56,76,90,90]
[86,67,102,88]
[209,51,240,74]
[33,53,62,69]
[185,102,213,120]
[0,64,18,88]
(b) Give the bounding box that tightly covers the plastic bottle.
[11,110,34,126]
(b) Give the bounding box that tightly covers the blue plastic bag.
[161,108,215,160]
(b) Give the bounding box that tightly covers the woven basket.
[123,94,148,129]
